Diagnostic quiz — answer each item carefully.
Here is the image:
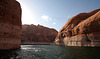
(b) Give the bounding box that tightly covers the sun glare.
[17,0,37,25]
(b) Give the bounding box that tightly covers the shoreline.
[21,42,56,45]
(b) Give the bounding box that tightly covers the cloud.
[53,22,56,25]
[68,16,70,17]
[41,15,51,21]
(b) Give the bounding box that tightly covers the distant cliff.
[22,24,58,44]
[0,0,22,49]
[55,9,100,47]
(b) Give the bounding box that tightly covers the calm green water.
[0,45,100,59]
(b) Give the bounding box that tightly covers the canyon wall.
[55,9,100,47]
[22,24,58,44]
[0,0,22,49]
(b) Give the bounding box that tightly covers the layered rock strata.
[55,9,100,47]
[22,24,58,44]
[0,0,22,49]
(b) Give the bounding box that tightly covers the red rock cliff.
[22,24,58,44]
[0,0,22,49]
[55,9,100,47]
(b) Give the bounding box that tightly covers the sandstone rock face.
[0,0,22,49]
[55,9,100,47]
[22,24,58,44]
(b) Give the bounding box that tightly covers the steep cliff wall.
[55,9,100,47]
[0,0,22,49]
[22,24,58,44]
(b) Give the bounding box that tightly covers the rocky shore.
[55,9,100,47]
[22,24,58,44]
[0,0,22,49]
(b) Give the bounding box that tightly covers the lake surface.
[0,45,100,59]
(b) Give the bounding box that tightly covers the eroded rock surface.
[22,24,58,44]
[55,9,100,46]
[0,0,22,49]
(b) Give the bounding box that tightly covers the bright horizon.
[16,0,100,31]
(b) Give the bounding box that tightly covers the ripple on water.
[0,45,100,59]
[16,45,67,59]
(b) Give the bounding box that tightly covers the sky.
[16,0,100,31]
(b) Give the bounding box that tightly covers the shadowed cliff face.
[0,0,22,49]
[55,9,100,46]
[22,24,58,44]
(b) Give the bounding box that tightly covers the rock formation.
[0,0,22,49]
[22,24,58,44]
[55,9,100,47]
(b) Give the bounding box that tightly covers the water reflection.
[64,46,100,59]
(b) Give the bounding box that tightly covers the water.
[0,45,100,59]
